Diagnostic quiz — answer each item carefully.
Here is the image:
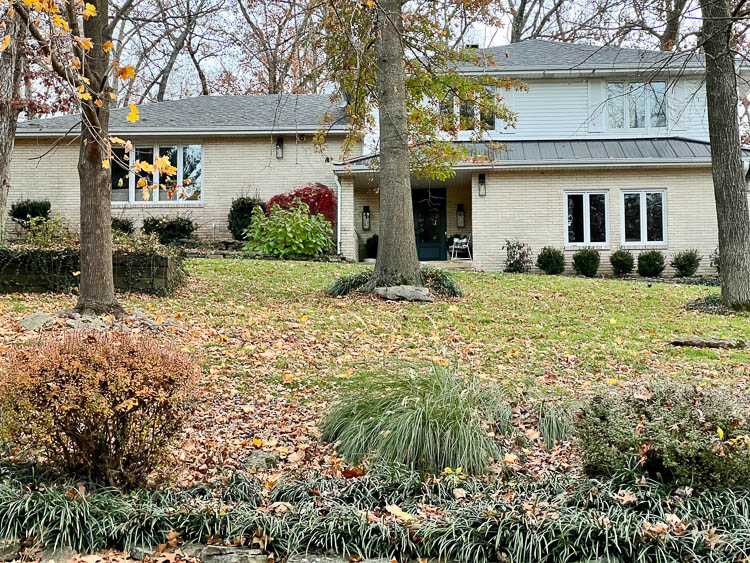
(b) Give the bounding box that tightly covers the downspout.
[335,174,342,255]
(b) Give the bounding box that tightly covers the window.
[436,89,497,131]
[565,191,609,245]
[111,143,203,204]
[621,190,666,244]
[607,81,667,130]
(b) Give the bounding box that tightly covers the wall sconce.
[456,203,465,228]
[362,205,371,231]
[276,137,284,159]
[478,173,486,196]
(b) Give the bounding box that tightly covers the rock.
[180,544,267,563]
[128,545,157,561]
[39,546,76,563]
[0,541,21,562]
[162,318,186,329]
[245,450,278,470]
[18,312,53,330]
[374,285,433,302]
[130,309,148,319]
[670,336,746,349]
[66,315,108,330]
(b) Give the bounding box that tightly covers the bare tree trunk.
[372,0,421,287]
[0,11,25,242]
[75,0,125,316]
[187,41,210,95]
[700,0,750,310]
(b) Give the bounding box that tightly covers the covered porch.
[336,169,474,264]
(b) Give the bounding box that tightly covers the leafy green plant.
[142,215,198,245]
[365,234,379,259]
[0,332,201,488]
[576,383,750,488]
[228,196,266,240]
[421,266,462,297]
[538,402,574,449]
[610,248,634,277]
[671,249,702,277]
[502,239,532,273]
[637,250,666,277]
[25,216,79,249]
[243,200,334,258]
[572,248,600,277]
[535,247,565,275]
[9,199,51,227]
[321,365,506,474]
[111,216,135,234]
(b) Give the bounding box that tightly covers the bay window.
[607,81,667,130]
[111,143,203,204]
[565,191,609,245]
[621,190,666,244]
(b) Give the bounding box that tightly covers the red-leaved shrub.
[266,183,337,232]
[0,332,201,487]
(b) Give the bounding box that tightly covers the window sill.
[620,243,668,250]
[564,245,610,251]
[112,202,204,209]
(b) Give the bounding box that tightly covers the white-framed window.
[110,143,203,204]
[607,82,667,130]
[564,191,609,246]
[436,87,498,132]
[621,189,667,245]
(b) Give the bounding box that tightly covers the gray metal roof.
[335,137,750,172]
[459,39,706,75]
[16,94,349,137]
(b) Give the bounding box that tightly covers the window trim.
[620,189,668,246]
[606,81,668,132]
[563,190,610,247]
[112,143,204,205]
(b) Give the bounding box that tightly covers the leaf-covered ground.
[1,259,748,485]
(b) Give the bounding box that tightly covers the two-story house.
[9,39,749,275]
[334,39,750,274]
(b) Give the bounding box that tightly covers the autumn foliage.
[266,183,337,231]
[0,332,200,487]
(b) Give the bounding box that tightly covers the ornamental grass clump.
[326,267,462,297]
[0,332,201,488]
[576,383,750,488]
[321,366,507,474]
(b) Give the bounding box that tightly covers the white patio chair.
[449,235,472,261]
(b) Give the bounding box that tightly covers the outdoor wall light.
[456,203,465,228]
[276,137,284,159]
[478,173,486,196]
[362,205,371,231]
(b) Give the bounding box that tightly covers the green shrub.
[576,383,750,488]
[365,234,379,259]
[502,239,532,273]
[243,200,334,258]
[609,249,634,277]
[711,247,721,274]
[671,249,702,277]
[321,366,506,474]
[142,215,198,245]
[535,247,565,275]
[111,216,135,234]
[572,248,600,277]
[0,332,201,488]
[227,196,266,240]
[25,216,78,249]
[326,269,373,297]
[637,250,666,277]
[421,266,462,297]
[9,199,51,227]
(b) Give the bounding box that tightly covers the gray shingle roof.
[335,138,750,171]
[16,94,349,137]
[459,39,706,74]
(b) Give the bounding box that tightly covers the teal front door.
[412,188,447,261]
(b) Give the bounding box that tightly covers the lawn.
[0,259,748,484]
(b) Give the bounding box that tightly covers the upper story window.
[111,143,203,204]
[437,89,497,132]
[607,82,667,130]
[565,191,609,246]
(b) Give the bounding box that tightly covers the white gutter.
[334,175,343,255]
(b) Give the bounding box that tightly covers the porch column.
[338,175,357,261]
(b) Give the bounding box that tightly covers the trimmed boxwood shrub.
[671,249,702,277]
[0,332,200,487]
[610,249,634,277]
[572,248,600,277]
[228,196,266,240]
[111,216,135,234]
[577,383,750,488]
[142,215,197,245]
[9,199,51,226]
[536,246,565,275]
[637,250,666,277]
[266,183,337,232]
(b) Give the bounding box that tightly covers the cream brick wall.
[471,167,728,275]
[8,135,352,239]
